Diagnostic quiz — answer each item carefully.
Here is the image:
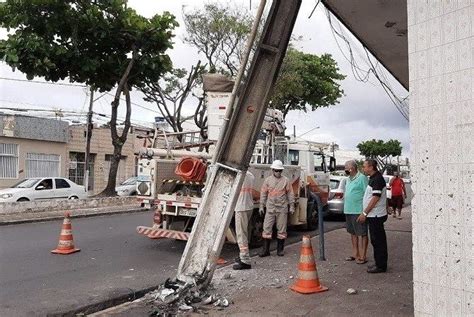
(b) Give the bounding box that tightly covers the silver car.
[328,176,347,215]
[115,177,138,196]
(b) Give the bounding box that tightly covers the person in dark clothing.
[357,159,388,273]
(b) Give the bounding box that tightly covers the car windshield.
[12,179,40,188]
[330,179,340,190]
[121,177,137,185]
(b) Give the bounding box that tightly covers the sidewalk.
[0,204,147,225]
[92,207,413,316]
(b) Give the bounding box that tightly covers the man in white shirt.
[357,159,388,273]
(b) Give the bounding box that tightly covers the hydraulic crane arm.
[176,0,302,286]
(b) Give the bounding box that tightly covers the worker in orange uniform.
[233,171,256,270]
[259,160,295,257]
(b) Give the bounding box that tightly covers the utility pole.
[84,87,94,193]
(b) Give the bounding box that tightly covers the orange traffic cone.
[51,212,80,255]
[290,235,328,294]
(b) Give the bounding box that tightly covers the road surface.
[0,210,344,316]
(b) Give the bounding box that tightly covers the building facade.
[0,114,148,195]
[408,1,474,315]
[0,114,68,188]
[67,125,140,195]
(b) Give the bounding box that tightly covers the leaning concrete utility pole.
[176,0,302,287]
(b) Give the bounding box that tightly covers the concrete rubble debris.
[147,277,233,316]
[347,288,358,295]
[178,304,193,311]
[213,298,229,307]
[203,295,217,305]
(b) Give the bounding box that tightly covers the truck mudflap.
[136,226,190,241]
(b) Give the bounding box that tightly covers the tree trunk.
[98,51,136,197]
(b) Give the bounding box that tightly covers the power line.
[104,92,160,114]
[323,7,409,121]
[308,0,321,19]
[0,76,87,87]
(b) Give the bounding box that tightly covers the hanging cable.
[323,6,409,121]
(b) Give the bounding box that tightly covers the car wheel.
[17,197,30,202]
[69,196,79,200]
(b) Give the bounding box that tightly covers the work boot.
[233,262,252,270]
[277,239,285,256]
[259,239,270,257]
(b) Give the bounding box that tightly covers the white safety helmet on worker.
[270,160,284,170]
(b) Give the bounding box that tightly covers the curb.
[0,208,149,226]
[49,286,159,317]
[65,225,345,316]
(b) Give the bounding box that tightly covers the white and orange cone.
[290,235,328,294]
[51,212,80,255]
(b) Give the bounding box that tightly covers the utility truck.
[135,74,334,246]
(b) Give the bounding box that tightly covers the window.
[55,178,71,189]
[13,178,40,188]
[104,155,127,183]
[288,150,299,165]
[26,153,60,178]
[68,152,95,191]
[0,143,19,179]
[37,178,53,190]
[330,179,340,190]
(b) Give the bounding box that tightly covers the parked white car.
[115,177,138,196]
[0,177,87,203]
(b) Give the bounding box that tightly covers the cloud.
[0,0,410,156]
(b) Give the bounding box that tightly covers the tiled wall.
[408,0,474,315]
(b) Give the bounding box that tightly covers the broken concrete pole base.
[146,278,232,316]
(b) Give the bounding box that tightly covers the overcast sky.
[0,0,409,154]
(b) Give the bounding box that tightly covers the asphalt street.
[0,210,344,316]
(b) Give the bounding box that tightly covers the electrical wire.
[104,92,160,114]
[323,6,409,121]
[0,76,87,87]
[308,0,321,19]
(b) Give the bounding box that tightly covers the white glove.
[259,208,265,216]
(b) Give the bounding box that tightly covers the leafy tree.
[141,61,206,137]
[183,3,252,77]
[182,3,345,120]
[271,48,345,117]
[357,139,402,173]
[0,0,177,196]
[139,3,252,146]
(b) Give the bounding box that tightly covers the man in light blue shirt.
[343,160,369,264]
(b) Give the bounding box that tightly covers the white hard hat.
[270,160,284,170]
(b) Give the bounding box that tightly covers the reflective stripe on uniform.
[240,187,253,193]
[268,189,287,197]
